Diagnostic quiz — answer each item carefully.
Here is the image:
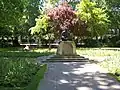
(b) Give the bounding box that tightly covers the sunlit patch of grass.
[32,48,56,53]
[77,48,120,56]
[99,55,120,81]
[77,48,120,81]
[99,56,120,73]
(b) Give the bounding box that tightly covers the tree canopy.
[31,1,109,39]
[0,0,25,27]
[76,0,109,37]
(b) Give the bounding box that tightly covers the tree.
[0,0,26,27]
[31,2,87,40]
[0,0,27,46]
[92,0,120,36]
[90,0,120,46]
[0,0,43,46]
[31,15,50,35]
[48,2,76,30]
[76,0,109,38]
[47,2,86,38]
[30,14,55,48]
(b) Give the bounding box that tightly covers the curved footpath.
[37,62,120,90]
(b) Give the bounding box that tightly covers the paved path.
[38,62,120,90]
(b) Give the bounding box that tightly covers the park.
[0,0,120,90]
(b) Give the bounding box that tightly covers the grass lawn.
[33,47,120,82]
[34,47,120,81]
[77,48,120,81]
[1,47,120,88]
[0,47,55,90]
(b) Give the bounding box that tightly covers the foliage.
[0,0,25,27]
[0,49,53,89]
[83,38,102,47]
[32,1,109,40]
[26,64,47,90]
[31,2,80,39]
[30,14,55,43]
[31,14,50,35]
[0,0,43,47]
[47,2,77,33]
[92,0,120,47]
[40,0,59,12]
[76,0,109,37]
[77,48,120,81]
[47,2,87,37]
[0,58,40,87]
[0,0,40,27]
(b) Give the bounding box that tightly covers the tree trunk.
[48,35,51,51]
[13,36,20,47]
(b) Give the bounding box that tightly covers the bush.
[0,58,41,88]
[115,40,120,47]
[0,40,9,48]
[83,38,103,47]
[0,51,53,58]
[0,49,53,90]
[106,36,119,47]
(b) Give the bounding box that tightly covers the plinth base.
[57,41,76,55]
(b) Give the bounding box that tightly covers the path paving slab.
[38,62,120,90]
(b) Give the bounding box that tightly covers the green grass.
[77,48,120,81]
[26,64,47,90]
[77,48,120,56]
[1,47,120,84]
[99,55,120,81]
[0,47,53,90]
[0,64,47,90]
[0,47,22,51]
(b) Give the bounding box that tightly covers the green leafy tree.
[92,0,120,36]
[31,15,50,35]
[30,14,54,48]
[91,0,120,46]
[31,2,87,41]
[0,0,27,46]
[0,0,43,46]
[0,0,26,27]
[76,0,109,37]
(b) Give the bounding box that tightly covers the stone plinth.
[57,41,76,55]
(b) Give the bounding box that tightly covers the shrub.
[0,58,41,88]
[83,38,103,47]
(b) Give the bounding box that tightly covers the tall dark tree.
[0,0,42,46]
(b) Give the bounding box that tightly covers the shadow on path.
[38,62,120,90]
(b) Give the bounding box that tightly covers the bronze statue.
[61,29,71,41]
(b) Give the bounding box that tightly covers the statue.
[57,29,76,55]
[61,29,71,41]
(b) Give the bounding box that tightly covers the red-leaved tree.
[47,2,87,38]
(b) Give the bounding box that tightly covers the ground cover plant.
[0,47,54,90]
[0,58,40,88]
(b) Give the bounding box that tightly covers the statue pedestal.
[57,41,76,55]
